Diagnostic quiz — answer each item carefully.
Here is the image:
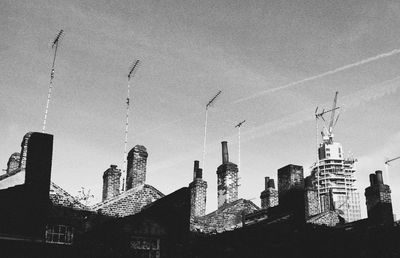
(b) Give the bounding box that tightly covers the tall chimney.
[102,164,121,201]
[126,145,148,190]
[217,141,238,208]
[221,141,229,164]
[189,161,207,218]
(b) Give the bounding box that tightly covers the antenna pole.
[202,90,222,169]
[235,120,246,172]
[122,60,140,191]
[42,29,64,132]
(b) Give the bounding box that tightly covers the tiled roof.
[49,182,90,211]
[193,199,259,233]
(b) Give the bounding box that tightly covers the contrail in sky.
[235,48,400,103]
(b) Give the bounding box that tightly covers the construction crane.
[122,60,140,192]
[384,156,400,185]
[202,90,222,170]
[42,29,64,132]
[321,91,340,144]
[314,91,340,212]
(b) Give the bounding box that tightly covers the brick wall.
[102,165,121,201]
[126,145,148,190]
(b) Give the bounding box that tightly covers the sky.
[1,0,400,218]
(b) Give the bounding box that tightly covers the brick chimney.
[365,170,394,226]
[126,145,148,190]
[278,164,305,217]
[278,164,304,201]
[23,132,53,198]
[189,160,207,218]
[217,141,238,208]
[260,177,278,209]
[102,164,121,201]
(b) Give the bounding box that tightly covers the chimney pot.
[268,179,275,189]
[196,168,203,179]
[193,160,199,180]
[375,170,384,185]
[369,174,377,186]
[221,141,229,164]
[264,177,270,190]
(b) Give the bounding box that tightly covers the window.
[45,225,74,245]
[130,237,160,258]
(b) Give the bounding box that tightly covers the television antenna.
[122,60,140,191]
[202,90,222,170]
[42,29,64,132]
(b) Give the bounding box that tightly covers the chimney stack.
[221,141,229,164]
[260,176,278,209]
[102,164,122,201]
[365,170,394,226]
[189,161,208,218]
[217,141,239,208]
[126,145,148,190]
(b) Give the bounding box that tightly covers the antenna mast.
[122,60,140,191]
[235,120,246,172]
[42,29,64,132]
[202,90,222,169]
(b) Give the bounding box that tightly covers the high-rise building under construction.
[310,92,361,222]
[310,140,361,222]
